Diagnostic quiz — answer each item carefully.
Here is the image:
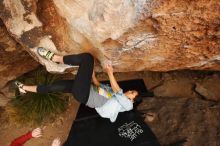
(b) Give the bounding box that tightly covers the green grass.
[8,69,68,125]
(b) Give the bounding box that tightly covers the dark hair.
[133,95,142,108]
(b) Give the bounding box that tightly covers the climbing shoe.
[15,81,26,94]
[37,47,55,61]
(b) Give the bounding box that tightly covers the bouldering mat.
[64,79,160,146]
[64,107,160,146]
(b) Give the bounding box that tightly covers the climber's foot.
[37,47,55,61]
[14,81,26,94]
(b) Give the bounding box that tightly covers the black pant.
[37,53,94,104]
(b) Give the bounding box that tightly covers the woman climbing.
[15,47,140,122]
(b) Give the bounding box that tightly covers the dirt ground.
[0,71,219,146]
[0,95,79,146]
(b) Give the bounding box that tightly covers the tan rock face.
[0,21,39,89]
[0,20,39,106]
[0,0,219,73]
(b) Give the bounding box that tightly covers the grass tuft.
[7,69,68,126]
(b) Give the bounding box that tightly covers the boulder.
[195,73,220,101]
[0,21,39,106]
[0,0,219,73]
[0,20,39,89]
[0,0,219,106]
[138,97,220,145]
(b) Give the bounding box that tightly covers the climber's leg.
[63,53,94,104]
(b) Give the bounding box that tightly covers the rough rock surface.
[0,0,219,73]
[195,73,220,101]
[0,20,39,106]
[138,97,220,146]
[150,71,200,99]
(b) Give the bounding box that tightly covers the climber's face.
[124,90,138,101]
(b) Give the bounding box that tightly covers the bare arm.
[92,71,100,86]
[105,64,120,93]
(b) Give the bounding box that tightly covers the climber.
[15,47,140,122]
